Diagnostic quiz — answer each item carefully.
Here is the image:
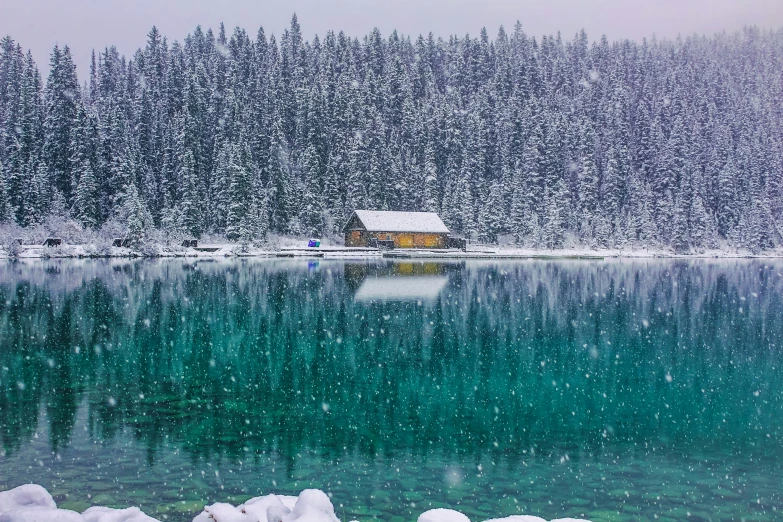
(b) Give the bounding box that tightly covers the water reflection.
[0,259,781,520]
[355,276,449,302]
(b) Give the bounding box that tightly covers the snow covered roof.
[346,210,450,234]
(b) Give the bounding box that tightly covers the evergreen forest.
[1,17,782,251]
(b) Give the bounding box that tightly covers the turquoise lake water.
[0,259,781,522]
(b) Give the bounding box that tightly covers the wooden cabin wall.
[344,231,448,248]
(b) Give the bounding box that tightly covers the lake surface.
[0,259,781,522]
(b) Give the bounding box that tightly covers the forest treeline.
[0,17,782,251]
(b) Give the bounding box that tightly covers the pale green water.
[0,259,781,522]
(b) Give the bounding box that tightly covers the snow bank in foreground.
[0,485,591,522]
[190,490,591,522]
[417,512,588,522]
[0,486,159,522]
[0,485,56,514]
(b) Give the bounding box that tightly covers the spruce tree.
[42,45,80,203]
[179,150,203,238]
[422,139,440,213]
[542,182,566,249]
[508,160,530,243]
[73,161,98,228]
[267,118,292,233]
[226,143,252,241]
[300,145,324,237]
[122,183,153,247]
[0,158,10,223]
[671,195,690,254]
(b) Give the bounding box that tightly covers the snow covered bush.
[0,224,22,258]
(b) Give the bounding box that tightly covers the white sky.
[2,0,783,80]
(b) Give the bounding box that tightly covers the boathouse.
[343,210,450,249]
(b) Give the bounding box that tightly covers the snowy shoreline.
[0,485,590,522]
[2,243,783,261]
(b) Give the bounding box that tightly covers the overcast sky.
[2,0,783,80]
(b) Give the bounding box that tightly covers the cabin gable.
[342,212,367,233]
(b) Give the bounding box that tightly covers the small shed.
[343,210,450,249]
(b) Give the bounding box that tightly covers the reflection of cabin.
[344,260,457,294]
[354,276,449,302]
[346,261,451,302]
[343,210,450,248]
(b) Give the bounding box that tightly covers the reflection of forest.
[0,259,781,465]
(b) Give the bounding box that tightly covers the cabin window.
[399,234,414,248]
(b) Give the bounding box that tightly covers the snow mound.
[240,495,298,522]
[0,506,85,522]
[483,517,547,522]
[82,506,161,522]
[280,489,339,522]
[0,485,160,522]
[419,509,471,522]
[192,502,256,522]
[0,485,56,514]
[194,489,339,522]
[0,485,592,522]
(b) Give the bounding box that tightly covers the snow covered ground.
[0,485,590,522]
[2,241,783,260]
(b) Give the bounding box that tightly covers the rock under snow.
[240,494,298,522]
[483,517,547,522]
[0,485,591,522]
[418,508,472,522]
[192,502,256,522]
[82,506,161,522]
[193,489,339,522]
[0,485,56,514]
[0,506,85,522]
[0,485,161,522]
[270,490,340,522]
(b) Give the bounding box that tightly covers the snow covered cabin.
[343,210,451,248]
